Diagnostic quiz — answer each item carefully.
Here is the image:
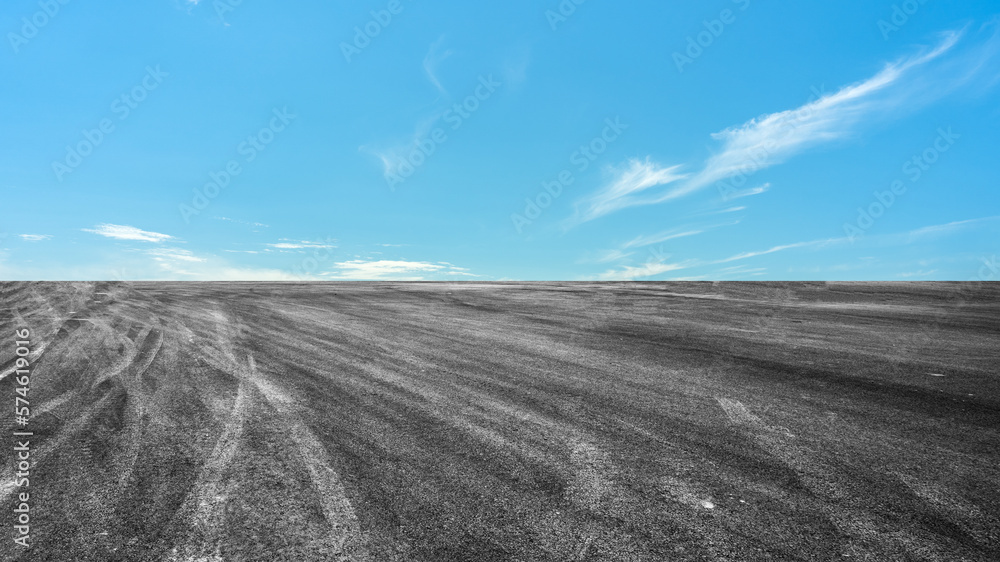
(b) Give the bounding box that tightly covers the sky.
[1,0,999,281]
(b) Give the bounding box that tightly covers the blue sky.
[1,0,998,281]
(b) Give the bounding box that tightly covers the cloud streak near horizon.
[592,214,1000,281]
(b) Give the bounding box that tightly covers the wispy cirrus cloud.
[360,113,442,185]
[580,249,635,264]
[18,234,52,242]
[591,215,999,281]
[570,30,973,225]
[363,37,523,189]
[266,239,337,251]
[725,183,771,200]
[714,265,768,276]
[715,237,845,264]
[621,228,708,250]
[173,0,202,13]
[715,215,1000,265]
[569,158,688,224]
[214,216,269,228]
[321,259,477,280]
[83,224,173,243]
[147,248,205,263]
[148,250,305,280]
[423,36,453,96]
[585,221,733,277]
[361,37,455,184]
[595,260,695,281]
[0,245,310,281]
[899,215,1000,240]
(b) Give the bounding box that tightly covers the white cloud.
[322,259,475,280]
[595,260,694,281]
[622,228,705,249]
[582,249,636,264]
[423,36,453,96]
[266,240,337,250]
[901,215,1000,239]
[0,245,310,281]
[214,216,269,228]
[704,265,768,279]
[716,237,844,263]
[571,31,965,224]
[588,212,999,282]
[717,265,765,273]
[82,224,173,243]
[588,214,998,281]
[361,113,442,185]
[679,32,962,199]
[143,247,308,280]
[712,215,999,265]
[569,158,688,225]
[169,265,303,281]
[725,183,771,200]
[666,275,713,281]
[586,222,735,274]
[147,248,206,263]
[174,0,202,13]
[18,234,52,242]
[501,42,532,90]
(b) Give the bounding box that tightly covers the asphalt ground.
[0,281,997,561]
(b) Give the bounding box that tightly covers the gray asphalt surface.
[0,281,997,561]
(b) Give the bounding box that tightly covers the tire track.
[169,306,370,561]
[0,301,103,382]
[0,343,46,383]
[714,397,836,499]
[165,308,251,561]
[0,391,120,504]
[89,325,147,391]
[716,397,794,439]
[114,327,163,488]
[0,321,162,506]
[33,392,73,417]
[128,328,163,389]
[713,396,969,559]
[168,376,250,562]
[245,354,371,561]
[894,471,999,555]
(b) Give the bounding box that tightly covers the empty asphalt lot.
[0,281,998,561]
